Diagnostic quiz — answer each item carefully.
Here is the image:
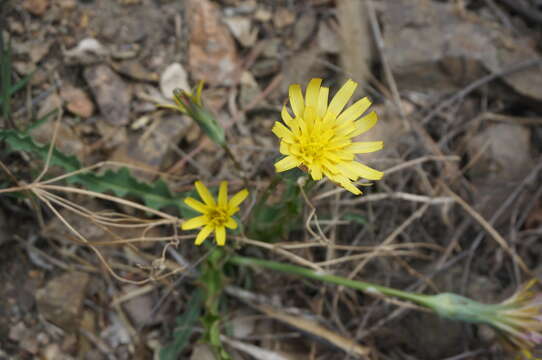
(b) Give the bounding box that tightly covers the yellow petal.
[340,180,362,195]
[330,174,362,195]
[348,111,378,137]
[182,215,208,230]
[281,106,299,135]
[272,122,295,143]
[347,141,383,154]
[275,156,301,172]
[279,141,289,155]
[317,87,329,118]
[225,217,238,229]
[195,181,216,206]
[347,161,384,180]
[184,197,208,213]
[229,188,249,212]
[305,78,322,109]
[336,97,371,123]
[289,84,305,117]
[215,226,226,246]
[327,79,357,118]
[310,164,323,180]
[194,225,213,245]
[303,105,317,128]
[218,181,228,207]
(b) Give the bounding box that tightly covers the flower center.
[207,208,229,227]
[299,140,326,162]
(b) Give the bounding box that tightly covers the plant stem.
[229,255,434,307]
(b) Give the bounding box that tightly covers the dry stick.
[346,203,431,280]
[273,242,442,252]
[420,58,542,126]
[37,184,178,221]
[234,236,324,271]
[445,187,531,275]
[366,0,408,128]
[34,188,148,285]
[339,192,454,206]
[459,159,542,291]
[33,108,63,184]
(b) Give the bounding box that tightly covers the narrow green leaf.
[159,289,203,360]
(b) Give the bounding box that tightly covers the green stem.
[229,255,434,307]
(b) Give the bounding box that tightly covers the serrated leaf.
[0,129,190,216]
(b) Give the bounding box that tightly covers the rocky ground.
[1,0,542,359]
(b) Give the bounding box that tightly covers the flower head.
[427,280,542,359]
[182,181,248,246]
[160,81,225,146]
[493,280,542,358]
[272,78,383,195]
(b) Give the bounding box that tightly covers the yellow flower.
[272,78,383,195]
[182,181,248,246]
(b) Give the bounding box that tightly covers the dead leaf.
[187,0,240,86]
[60,85,94,118]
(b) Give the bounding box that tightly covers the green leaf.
[342,213,368,226]
[159,289,203,360]
[0,129,191,216]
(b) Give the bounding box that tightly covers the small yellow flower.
[272,78,383,195]
[182,181,248,246]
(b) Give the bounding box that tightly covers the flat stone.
[84,64,131,126]
[35,272,90,331]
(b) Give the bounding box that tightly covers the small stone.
[58,0,76,10]
[317,20,340,54]
[35,272,89,331]
[8,19,25,34]
[293,10,317,49]
[64,38,109,65]
[12,61,36,75]
[160,63,189,99]
[42,343,62,360]
[22,0,50,16]
[9,322,27,342]
[29,41,51,63]
[254,7,272,22]
[60,85,94,118]
[84,64,132,126]
[273,7,295,28]
[224,16,258,47]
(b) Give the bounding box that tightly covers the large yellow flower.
[272,78,383,195]
[182,181,248,246]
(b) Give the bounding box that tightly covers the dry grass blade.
[445,187,532,276]
[254,304,371,357]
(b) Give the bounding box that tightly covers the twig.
[445,187,532,276]
[339,192,454,206]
